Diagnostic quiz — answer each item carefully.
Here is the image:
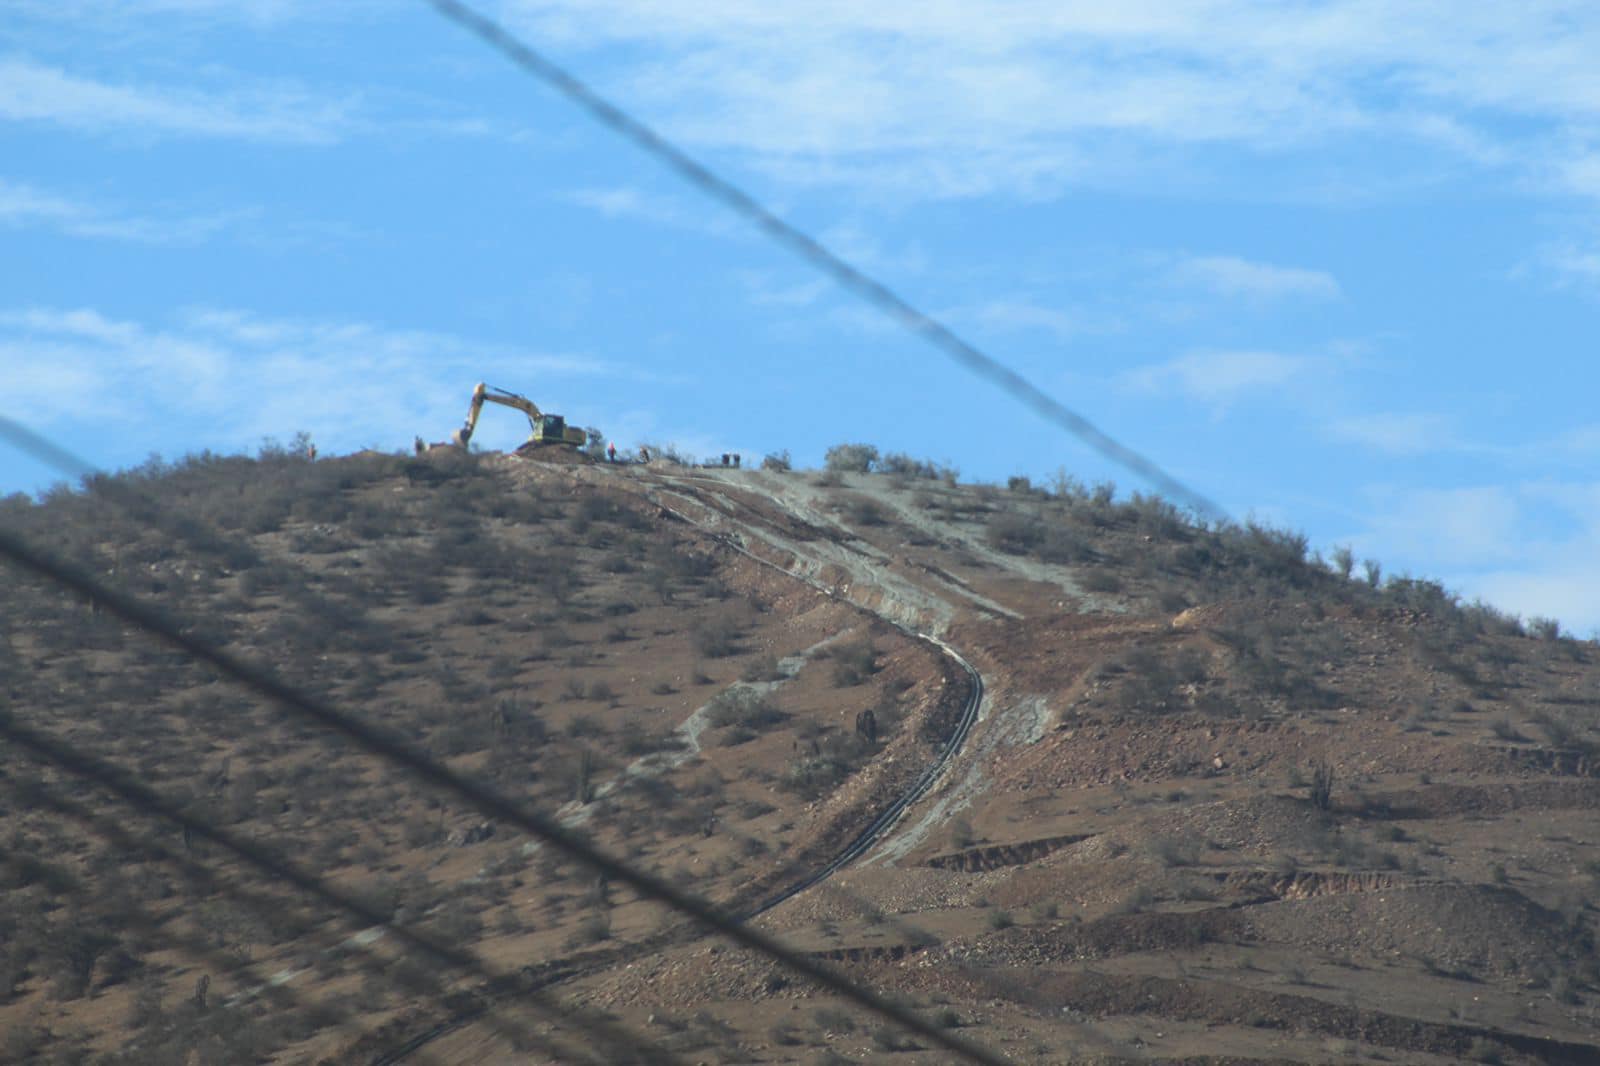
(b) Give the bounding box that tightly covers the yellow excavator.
[450,382,587,449]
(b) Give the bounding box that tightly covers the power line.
[0,416,675,1056]
[0,770,628,1066]
[0,783,458,1066]
[0,415,1003,1060]
[423,0,1224,522]
[0,506,1006,1064]
[0,711,668,1066]
[0,421,672,1061]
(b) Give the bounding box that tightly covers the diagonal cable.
[0,770,624,1066]
[1,412,998,1059]
[0,712,672,1066]
[0,840,455,1066]
[0,517,1005,1064]
[0,420,625,1059]
[423,0,1223,521]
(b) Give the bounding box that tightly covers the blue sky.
[4,2,1599,635]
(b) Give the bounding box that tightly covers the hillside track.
[366,465,1002,1064]
[742,633,983,918]
[620,469,994,912]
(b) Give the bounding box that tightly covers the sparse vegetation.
[741,653,785,682]
[1529,616,1562,641]
[824,442,880,473]
[1149,836,1201,866]
[692,611,745,658]
[4,444,1595,1065]
[829,639,879,687]
[1489,717,1527,742]
[705,689,788,739]
[1309,758,1335,811]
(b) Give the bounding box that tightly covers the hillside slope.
[2,450,1598,1064]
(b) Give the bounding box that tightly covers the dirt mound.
[1170,603,1230,629]
[898,967,1600,1066]
[1220,869,1411,902]
[1131,795,1332,853]
[510,442,594,463]
[977,908,1247,963]
[925,830,1093,871]
[986,855,1214,915]
[1012,796,1328,867]
[591,943,789,1009]
[760,865,1011,927]
[1351,779,1600,819]
[1243,883,1582,977]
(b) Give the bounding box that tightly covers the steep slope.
[2,450,1598,1065]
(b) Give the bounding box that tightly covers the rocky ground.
[2,450,1597,1064]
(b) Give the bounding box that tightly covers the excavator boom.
[450,382,586,449]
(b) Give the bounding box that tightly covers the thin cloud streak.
[1171,255,1340,301]
[0,178,240,243]
[1124,349,1310,408]
[953,298,1115,341]
[1340,478,1600,635]
[1325,412,1460,456]
[0,306,622,457]
[0,55,351,143]
[502,1,1600,201]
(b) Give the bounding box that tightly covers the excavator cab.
[533,414,569,444]
[534,413,588,446]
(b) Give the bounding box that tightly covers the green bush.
[704,689,786,731]
[741,654,784,682]
[824,443,879,473]
[830,640,879,687]
[692,613,743,658]
[879,453,952,480]
[1529,616,1562,641]
[837,493,888,526]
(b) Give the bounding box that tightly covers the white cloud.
[12,0,326,23]
[1558,424,1600,453]
[1171,255,1340,301]
[1473,563,1600,636]
[971,301,1077,339]
[1356,485,1523,568]
[1343,479,1600,635]
[562,185,741,241]
[0,306,620,457]
[736,271,831,308]
[0,55,350,143]
[500,1,1600,200]
[1539,241,1600,290]
[0,178,237,243]
[21,2,1600,205]
[1124,349,1309,407]
[1326,412,1458,455]
[564,186,687,227]
[0,307,145,346]
[815,223,926,277]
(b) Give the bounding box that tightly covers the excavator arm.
[450,382,585,448]
[453,383,543,447]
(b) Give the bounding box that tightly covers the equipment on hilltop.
[450,382,587,449]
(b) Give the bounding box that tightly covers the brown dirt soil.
[4,455,1600,1065]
